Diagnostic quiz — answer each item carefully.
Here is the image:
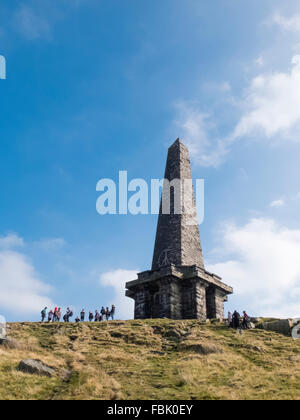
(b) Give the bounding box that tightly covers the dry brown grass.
[0,320,299,400]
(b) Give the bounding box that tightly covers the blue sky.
[1,0,300,321]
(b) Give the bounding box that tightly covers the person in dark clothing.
[101,306,106,319]
[89,312,94,322]
[95,310,100,322]
[232,311,240,329]
[110,305,116,320]
[105,307,110,321]
[66,308,73,322]
[48,310,53,323]
[75,316,80,323]
[41,307,47,322]
[80,309,85,322]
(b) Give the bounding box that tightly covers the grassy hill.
[0,319,300,400]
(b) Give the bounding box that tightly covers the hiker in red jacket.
[242,311,250,329]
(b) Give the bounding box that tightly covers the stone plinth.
[126,265,233,320]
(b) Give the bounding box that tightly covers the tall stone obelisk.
[126,139,233,320]
[152,139,204,270]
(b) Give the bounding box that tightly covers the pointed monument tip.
[169,138,187,149]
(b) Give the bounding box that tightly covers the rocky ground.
[0,319,300,400]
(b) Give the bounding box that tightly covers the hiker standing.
[56,308,61,322]
[75,316,80,323]
[95,310,100,322]
[66,307,73,322]
[80,309,85,322]
[110,305,116,320]
[48,310,53,323]
[41,307,47,322]
[105,307,110,321]
[242,311,250,329]
[89,312,94,322]
[53,307,58,322]
[232,311,240,329]
[101,306,106,319]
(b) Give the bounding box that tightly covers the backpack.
[69,311,73,318]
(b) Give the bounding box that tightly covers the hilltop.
[0,319,300,400]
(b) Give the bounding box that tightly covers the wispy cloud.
[99,269,138,320]
[172,101,230,167]
[35,237,66,251]
[174,54,300,167]
[270,199,285,208]
[13,4,51,40]
[0,233,24,249]
[268,12,300,32]
[11,0,88,41]
[208,218,300,318]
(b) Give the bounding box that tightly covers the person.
[80,309,85,322]
[227,311,232,328]
[56,308,61,322]
[48,310,53,323]
[53,307,58,322]
[232,310,240,329]
[105,307,110,321]
[242,311,250,330]
[41,307,47,322]
[66,307,73,322]
[89,312,94,322]
[110,305,116,320]
[75,316,80,323]
[95,310,100,322]
[63,313,68,323]
[101,306,106,319]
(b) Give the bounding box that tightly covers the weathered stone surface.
[152,139,204,270]
[261,319,293,336]
[0,337,22,349]
[126,139,233,320]
[18,359,55,377]
[60,368,72,382]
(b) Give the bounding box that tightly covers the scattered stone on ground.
[18,359,55,377]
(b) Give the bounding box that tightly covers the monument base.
[126,265,233,320]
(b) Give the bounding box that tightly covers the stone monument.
[126,139,233,320]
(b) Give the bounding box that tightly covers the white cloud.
[270,199,285,208]
[0,233,24,249]
[208,218,300,318]
[173,54,300,167]
[172,101,230,167]
[269,12,300,32]
[0,250,54,315]
[0,233,54,316]
[99,269,138,320]
[233,55,300,139]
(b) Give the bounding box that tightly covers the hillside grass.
[0,319,300,400]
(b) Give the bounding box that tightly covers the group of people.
[227,310,250,330]
[41,305,116,323]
